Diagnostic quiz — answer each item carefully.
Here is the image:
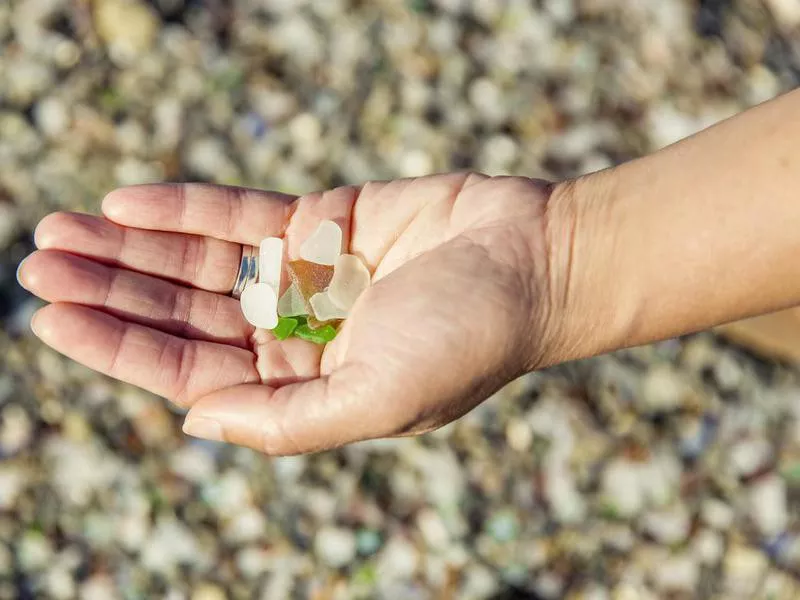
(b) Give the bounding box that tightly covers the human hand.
[18,173,567,454]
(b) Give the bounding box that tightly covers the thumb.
[180,364,401,454]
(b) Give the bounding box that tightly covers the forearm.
[550,87,800,361]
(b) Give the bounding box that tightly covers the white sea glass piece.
[277,283,307,317]
[259,237,283,293]
[310,292,349,321]
[240,283,278,329]
[299,220,342,266]
[327,254,371,310]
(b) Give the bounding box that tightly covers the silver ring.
[231,245,259,299]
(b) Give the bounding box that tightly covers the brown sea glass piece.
[286,260,334,303]
[307,314,343,330]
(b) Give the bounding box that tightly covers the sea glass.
[271,316,299,340]
[286,260,334,307]
[299,220,342,266]
[277,283,306,317]
[240,282,278,329]
[310,292,349,321]
[259,237,283,293]
[294,323,338,344]
[327,254,371,311]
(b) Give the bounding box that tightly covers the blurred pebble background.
[1,0,800,598]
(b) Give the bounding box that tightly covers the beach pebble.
[314,526,357,568]
[640,505,691,545]
[377,535,419,581]
[652,554,698,594]
[724,544,768,597]
[692,529,725,565]
[729,437,772,478]
[94,0,160,63]
[748,474,788,538]
[701,498,736,530]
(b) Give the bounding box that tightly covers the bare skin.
[18,87,800,454]
[18,174,561,454]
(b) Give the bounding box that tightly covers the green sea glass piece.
[294,323,338,344]
[271,316,299,340]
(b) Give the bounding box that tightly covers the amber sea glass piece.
[286,260,334,306]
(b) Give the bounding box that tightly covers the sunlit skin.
[18,87,800,455]
[18,173,561,454]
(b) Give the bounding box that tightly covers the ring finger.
[18,249,254,347]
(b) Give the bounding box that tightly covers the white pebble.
[0,544,10,575]
[749,474,788,538]
[398,149,434,178]
[34,97,70,137]
[653,554,698,594]
[240,283,279,329]
[310,292,349,321]
[601,459,645,518]
[377,535,419,580]
[259,237,283,293]
[314,526,357,568]
[640,505,691,545]
[765,0,800,28]
[79,575,117,600]
[0,466,25,509]
[416,508,450,550]
[505,420,533,452]
[701,498,735,530]
[191,583,227,600]
[45,566,75,600]
[728,437,772,478]
[289,112,322,145]
[724,544,768,597]
[692,529,724,566]
[640,365,688,413]
[327,254,371,311]
[546,467,587,524]
[277,284,307,318]
[299,220,342,266]
[18,532,52,571]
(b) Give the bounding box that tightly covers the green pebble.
[271,317,299,340]
[294,323,338,344]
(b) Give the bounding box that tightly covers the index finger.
[102,183,297,246]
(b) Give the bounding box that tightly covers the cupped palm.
[19,173,557,454]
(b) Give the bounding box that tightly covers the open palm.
[19,173,557,454]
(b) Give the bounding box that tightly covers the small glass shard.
[271,316,299,340]
[294,323,338,344]
[277,283,307,317]
[299,220,342,266]
[286,260,334,307]
[328,254,371,311]
[259,237,283,293]
[240,282,278,329]
[310,292,349,321]
[307,314,341,330]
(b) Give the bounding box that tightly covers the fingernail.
[16,256,31,291]
[182,417,225,442]
[29,310,42,338]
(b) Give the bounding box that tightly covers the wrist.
[538,168,640,366]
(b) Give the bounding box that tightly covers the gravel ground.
[1,1,800,598]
